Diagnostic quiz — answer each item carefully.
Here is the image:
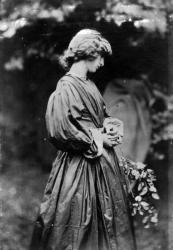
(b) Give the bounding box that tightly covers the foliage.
[150,91,173,159]
[0,0,173,40]
[96,3,166,33]
[96,0,173,33]
[152,94,173,141]
[0,1,80,39]
[119,157,159,228]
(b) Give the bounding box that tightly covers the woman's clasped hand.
[102,117,124,148]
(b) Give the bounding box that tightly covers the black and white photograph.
[0,0,172,249]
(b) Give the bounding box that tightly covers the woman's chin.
[89,69,96,73]
[93,68,99,72]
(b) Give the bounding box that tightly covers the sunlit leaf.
[142,216,149,224]
[151,215,158,223]
[140,171,147,178]
[141,201,149,207]
[147,169,153,173]
[149,186,157,192]
[131,169,140,179]
[135,196,142,202]
[132,208,137,216]
[151,193,160,200]
[140,186,148,196]
[136,162,146,170]
[139,210,144,215]
[133,203,138,207]
[138,182,144,191]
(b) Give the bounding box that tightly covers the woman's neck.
[68,61,88,79]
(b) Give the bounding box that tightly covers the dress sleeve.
[45,80,103,159]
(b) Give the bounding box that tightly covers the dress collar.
[66,72,89,81]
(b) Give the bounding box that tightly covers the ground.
[0,155,168,250]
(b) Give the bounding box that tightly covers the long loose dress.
[31,73,136,250]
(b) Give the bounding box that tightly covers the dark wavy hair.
[59,29,112,70]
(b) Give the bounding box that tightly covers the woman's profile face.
[85,55,104,73]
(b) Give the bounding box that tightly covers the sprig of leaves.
[119,157,159,228]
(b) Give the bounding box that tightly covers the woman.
[31,29,136,250]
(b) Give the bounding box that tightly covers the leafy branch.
[119,157,159,228]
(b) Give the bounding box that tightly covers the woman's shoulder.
[53,75,83,105]
[55,74,82,97]
[58,73,78,84]
[56,74,75,89]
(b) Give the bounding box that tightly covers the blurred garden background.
[0,0,173,249]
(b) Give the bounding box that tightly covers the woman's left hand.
[104,118,124,138]
[109,134,123,146]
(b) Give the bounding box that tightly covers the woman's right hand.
[102,133,122,148]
